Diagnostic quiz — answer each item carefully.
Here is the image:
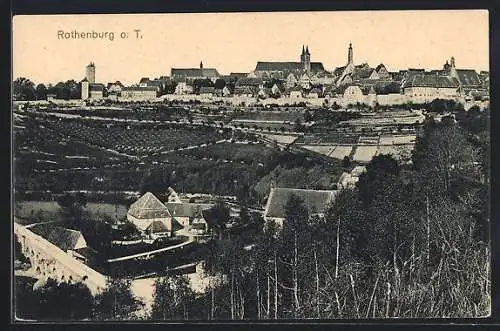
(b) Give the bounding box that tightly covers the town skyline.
[13,10,489,86]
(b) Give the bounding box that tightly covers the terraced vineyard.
[296,133,360,144]
[175,142,278,166]
[231,110,305,122]
[41,118,228,156]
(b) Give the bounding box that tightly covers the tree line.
[13,77,82,101]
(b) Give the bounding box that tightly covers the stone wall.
[14,221,107,295]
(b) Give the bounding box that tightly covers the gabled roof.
[140,77,150,84]
[333,66,346,76]
[146,220,169,233]
[375,64,387,72]
[128,192,171,219]
[165,202,214,218]
[264,188,337,219]
[352,66,375,80]
[236,77,263,87]
[147,80,164,87]
[234,86,256,95]
[46,227,86,251]
[229,72,248,79]
[309,87,322,94]
[402,73,460,89]
[373,81,402,95]
[456,69,481,87]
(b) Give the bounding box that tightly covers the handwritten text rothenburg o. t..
[57,29,143,41]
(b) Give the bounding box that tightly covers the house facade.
[121,86,159,100]
[402,73,460,103]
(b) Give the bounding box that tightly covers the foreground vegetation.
[14,105,490,320]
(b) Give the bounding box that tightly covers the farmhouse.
[263,188,338,228]
[127,192,182,239]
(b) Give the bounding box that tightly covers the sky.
[13,10,489,86]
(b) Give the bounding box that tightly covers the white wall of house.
[343,85,365,104]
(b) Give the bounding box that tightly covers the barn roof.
[264,188,337,219]
[165,202,214,218]
[402,74,460,89]
[456,69,481,87]
[145,220,169,233]
[128,192,171,219]
[46,227,86,251]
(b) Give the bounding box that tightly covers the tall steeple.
[348,43,353,65]
[450,56,455,68]
[300,45,311,73]
[200,61,203,69]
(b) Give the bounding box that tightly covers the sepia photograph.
[12,9,490,321]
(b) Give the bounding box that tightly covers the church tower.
[301,45,311,73]
[449,56,458,80]
[200,61,203,69]
[85,62,96,84]
[348,43,353,65]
